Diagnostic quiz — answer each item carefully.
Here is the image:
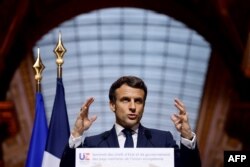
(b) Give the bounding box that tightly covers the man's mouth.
[128,114,137,119]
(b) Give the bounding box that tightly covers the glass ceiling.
[34,7,211,143]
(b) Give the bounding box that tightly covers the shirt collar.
[115,123,139,136]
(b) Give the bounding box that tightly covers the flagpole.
[54,31,67,78]
[33,48,45,92]
[26,48,48,167]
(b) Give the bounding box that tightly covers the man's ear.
[109,101,116,112]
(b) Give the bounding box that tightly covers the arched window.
[34,7,211,142]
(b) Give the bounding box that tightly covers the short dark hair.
[109,76,147,103]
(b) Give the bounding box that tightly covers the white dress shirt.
[115,123,139,148]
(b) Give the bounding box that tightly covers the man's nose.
[129,101,136,112]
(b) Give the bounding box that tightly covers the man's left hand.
[171,98,193,140]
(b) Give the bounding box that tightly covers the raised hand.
[171,98,193,140]
[71,97,97,137]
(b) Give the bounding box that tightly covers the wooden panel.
[196,50,242,167]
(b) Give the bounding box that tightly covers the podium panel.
[76,148,174,167]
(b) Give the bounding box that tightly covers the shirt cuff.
[180,132,196,149]
[69,134,83,148]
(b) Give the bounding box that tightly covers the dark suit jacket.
[60,124,201,167]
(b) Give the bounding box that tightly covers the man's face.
[109,84,145,128]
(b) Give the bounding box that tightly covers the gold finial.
[54,31,67,78]
[33,48,45,92]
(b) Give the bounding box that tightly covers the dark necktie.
[122,128,134,148]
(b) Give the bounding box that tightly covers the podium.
[76,148,174,167]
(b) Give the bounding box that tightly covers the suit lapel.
[106,126,120,147]
[136,125,149,147]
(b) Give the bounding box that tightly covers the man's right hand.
[71,97,97,137]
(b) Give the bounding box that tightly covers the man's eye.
[135,100,143,104]
[122,99,129,103]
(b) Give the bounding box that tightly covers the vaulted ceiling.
[0,0,249,100]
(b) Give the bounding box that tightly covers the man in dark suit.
[60,76,201,167]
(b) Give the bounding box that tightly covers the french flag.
[42,78,70,167]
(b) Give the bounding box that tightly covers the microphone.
[97,131,111,147]
[144,129,155,147]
